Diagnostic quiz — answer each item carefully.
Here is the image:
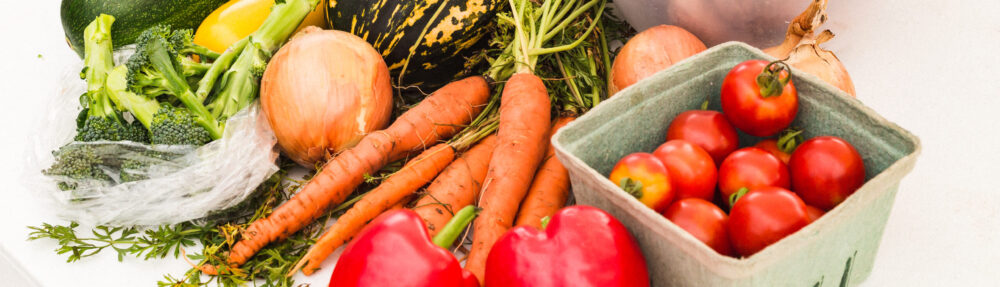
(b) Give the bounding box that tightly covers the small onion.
[609,25,707,95]
[261,27,393,167]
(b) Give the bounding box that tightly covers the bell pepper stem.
[432,205,479,249]
[540,216,552,229]
[756,60,792,98]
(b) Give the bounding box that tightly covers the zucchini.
[61,0,229,58]
[329,0,501,90]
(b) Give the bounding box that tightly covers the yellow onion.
[609,25,707,95]
[764,0,855,97]
[261,27,393,167]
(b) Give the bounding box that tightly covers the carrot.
[293,143,456,275]
[465,72,551,281]
[514,116,575,229]
[222,76,490,268]
[413,135,498,238]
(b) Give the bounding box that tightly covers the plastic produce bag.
[26,50,280,226]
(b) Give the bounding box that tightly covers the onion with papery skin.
[764,0,856,97]
[609,25,707,95]
[261,27,393,167]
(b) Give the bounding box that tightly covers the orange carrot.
[413,135,498,238]
[293,143,456,275]
[222,76,490,268]
[514,116,575,229]
[465,73,551,281]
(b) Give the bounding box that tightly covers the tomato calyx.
[619,177,645,199]
[756,61,792,98]
[776,128,805,154]
[728,187,750,207]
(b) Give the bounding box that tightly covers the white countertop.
[1,0,998,286]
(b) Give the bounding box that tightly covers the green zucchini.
[61,0,229,58]
[328,0,501,90]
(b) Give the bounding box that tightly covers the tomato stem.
[777,128,805,154]
[729,187,750,207]
[618,178,644,199]
[756,60,792,98]
[700,99,710,110]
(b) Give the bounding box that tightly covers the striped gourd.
[328,0,501,90]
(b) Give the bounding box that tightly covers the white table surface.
[2,0,998,286]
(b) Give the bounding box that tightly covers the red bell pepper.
[329,206,479,287]
[484,205,650,287]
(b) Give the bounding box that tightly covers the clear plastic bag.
[25,50,280,226]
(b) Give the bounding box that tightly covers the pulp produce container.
[552,42,920,287]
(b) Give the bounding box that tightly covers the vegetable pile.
[30,0,866,286]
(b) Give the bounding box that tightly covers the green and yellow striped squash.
[328,0,501,90]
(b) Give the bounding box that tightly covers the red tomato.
[805,205,825,222]
[718,147,790,207]
[666,110,739,165]
[663,198,733,256]
[728,186,810,257]
[720,60,798,137]
[609,153,675,212]
[789,136,866,210]
[653,140,717,201]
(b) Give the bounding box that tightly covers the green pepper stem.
[432,205,479,249]
[756,60,792,98]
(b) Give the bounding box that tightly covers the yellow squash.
[194,0,326,53]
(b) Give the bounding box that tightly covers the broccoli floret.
[125,26,223,140]
[106,66,214,145]
[43,144,115,190]
[150,105,212,145]
[74,14,150,143]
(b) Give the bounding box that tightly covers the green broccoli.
[196,0,321,121]
[43,143,117,190]
[125,26,223,140]
[107,65,213,146]
[74,14,149,143]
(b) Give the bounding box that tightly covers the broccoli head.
[150,105,212,146]
[43,144,116,190]
[124,27,223,140]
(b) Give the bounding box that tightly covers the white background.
[1,0,999,286]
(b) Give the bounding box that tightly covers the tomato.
[663,198,733,256]
[718,147,790,207]
[194,0,328,53]
[720,60,798,137]
[609,153,675,212]
[666,110,739,165]
[753,139,791,164]
[805,205,825,222]
[789,136,866,210]
[727,186,810,257]
[653,140,717,201]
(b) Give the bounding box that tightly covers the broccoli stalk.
[76,14,149,143]
[107,66,213,146]
[127,31,223,140]
[198,0,320,120]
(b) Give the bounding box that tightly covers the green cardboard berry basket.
[552,42,921,286]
